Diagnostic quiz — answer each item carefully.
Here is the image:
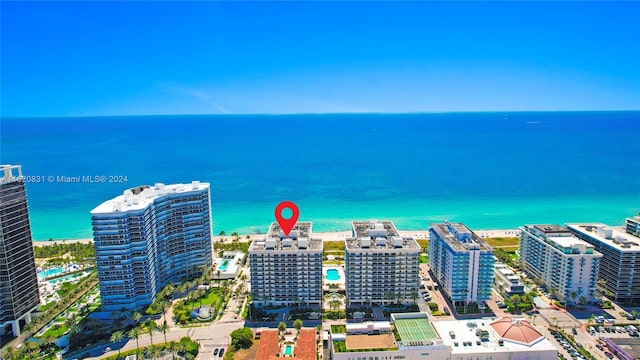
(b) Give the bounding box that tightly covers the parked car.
[572,328,578,335]
[219,348,225,357]
[214,348,219,356]
[604,352,614,359]
[596,344,604,351]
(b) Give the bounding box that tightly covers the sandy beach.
[33,228,521,247]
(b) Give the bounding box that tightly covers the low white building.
[329,313,558,360]
[213,251,244,279]
[433,317,558,360]
[494,263,525,298]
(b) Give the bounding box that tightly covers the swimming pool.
[325,269,340,281]
[39,267,64,278]
[284,344,293,356]
[48,272,84,285]
[218,260,230,271]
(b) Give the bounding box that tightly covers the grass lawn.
[324,241,345,252]
[200,289,222,306]
[485,237,519,247]
[42,324,68,338]
[416,239,428,250]
[233,340,259,360]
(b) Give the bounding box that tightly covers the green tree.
[133,311,142,325]
[167,340,177,360]
[110,330,124,358]
[146,319,158,345]
[278,321,287,334]
[293,319,303,332]
[230,327,254,350]
[128,327,140,355]
[160,320,169,344]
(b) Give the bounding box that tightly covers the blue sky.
[1,1,639,117]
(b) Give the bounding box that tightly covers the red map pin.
[275,201,299,237]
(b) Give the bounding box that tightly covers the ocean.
[1,111,639,241]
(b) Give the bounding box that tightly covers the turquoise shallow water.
[1,112,639,240]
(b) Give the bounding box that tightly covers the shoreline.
[32,228,521,246]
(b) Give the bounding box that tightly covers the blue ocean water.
[1,112,639,241]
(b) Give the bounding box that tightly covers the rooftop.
[567,223,640,252]
[1,164,23,181]
[91,181,209,214]
[346,221,420,250]
[532,224,572,235]
[432,317,557,355]
[490,317,544,346]
[249,222,322,251]
[392,313,441,346]
[524,224,599,255]
[255,328,316,360]
[606,337,640,360]
[430,221,492,252]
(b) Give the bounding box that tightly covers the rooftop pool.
[218,260,230,271]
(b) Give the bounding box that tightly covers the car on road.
[219,348,225,357]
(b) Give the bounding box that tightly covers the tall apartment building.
[0,165,41,337]
[626,214,640,238]
[249,222,322,306]
[345,221,420,305]
[91,182,212,311]
[520,225,601,304]
[428,221,494,308]
[567,223,640,305]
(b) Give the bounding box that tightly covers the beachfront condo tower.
[567,222,640,305]
[520,225,601,305]
[249,222,322,306]
[626,214,640,238]
[91,182,212,311]
[0,165,41,337]
[428,221,495,310]
[345,221,420,305]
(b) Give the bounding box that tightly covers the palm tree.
[160,320,169,344]
[110,330,124,358]
[294,319,303,332]
[570,291,578,307]
[133,311,142,325]
[167,340,177,360]
[66,317,81,348]
[146,319,158,345]
[410,291,419,305]
[128,327,140,355]
[278,321,287,334]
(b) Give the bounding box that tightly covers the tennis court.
[394,318,439,343]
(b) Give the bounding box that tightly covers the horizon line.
[3,109,639,120]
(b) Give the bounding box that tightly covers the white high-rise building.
[520,225,601,305]
[91,182,213,311]
[567,223,640,305]
[249,222,323,306]
[345,221,420,305]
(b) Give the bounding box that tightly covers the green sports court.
[394,317,439,343]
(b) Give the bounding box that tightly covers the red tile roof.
[255,328,317,360]
[255,330,281,360]
[490,317,544,346]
